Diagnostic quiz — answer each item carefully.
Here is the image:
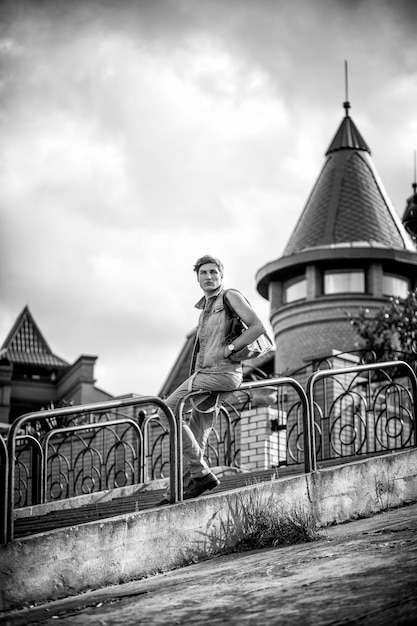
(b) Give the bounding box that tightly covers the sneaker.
[183,472,220,500]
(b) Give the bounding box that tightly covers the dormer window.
[324,270,365,294]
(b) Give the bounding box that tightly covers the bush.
[350,289,417,361]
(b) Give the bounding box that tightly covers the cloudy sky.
[1,0,416,397]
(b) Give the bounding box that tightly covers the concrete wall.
[1,448,417,611]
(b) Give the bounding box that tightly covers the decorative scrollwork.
[8,359,417,512]
[44,418,142,502]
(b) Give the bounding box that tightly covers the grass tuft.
[232,488,322,552]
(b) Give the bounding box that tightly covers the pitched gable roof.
[0,306,69,368]
[159,329,196,397]
[283,104,415,257]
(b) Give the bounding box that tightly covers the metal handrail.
[240,377,312,471]
[5,396,177,543]
[15,434,44,505]
[0,435,8,544]
[305,360,417,470]
[5,363,415,544]
[42,418,144,503]
[177,376,312,495]
[141,412,170,482]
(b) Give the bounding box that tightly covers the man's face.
[197,263,222,294]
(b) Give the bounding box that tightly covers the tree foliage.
[350,288,417,360]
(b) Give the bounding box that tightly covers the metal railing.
[43,418,144,502]
[176,377,312,497]
[14,435,43,507]
[2,361,417,544]
[305,360,417,470]
[141,412,172,481]
[4,396,177,543]
[0,434,8,544]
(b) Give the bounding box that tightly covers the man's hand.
[224,345,234,359]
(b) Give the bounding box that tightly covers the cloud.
[1,0,416,396]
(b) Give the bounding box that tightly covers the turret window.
[284,277,307,303]
[382,274,409,298]
[324,270,365,294]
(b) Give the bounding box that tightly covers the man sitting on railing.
[159,254,265,504]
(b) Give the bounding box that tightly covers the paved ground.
[1,503,417,626]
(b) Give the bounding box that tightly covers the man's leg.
[158,371,242,502]
[162,379,225,478]
[181,395,221,499]
[157,381,217,503]
[182,392,219,477]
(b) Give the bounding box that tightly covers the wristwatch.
[227,344,235,354]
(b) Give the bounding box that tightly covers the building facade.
[0,306,112,426]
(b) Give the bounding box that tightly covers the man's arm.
[224,290,266,355]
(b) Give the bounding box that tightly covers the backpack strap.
[223,288,250,319]
[223,289,236,319]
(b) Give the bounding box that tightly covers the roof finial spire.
[343,60,351,117]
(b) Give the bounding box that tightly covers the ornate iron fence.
[43,419,144,502]
[2,361,417,544]
[4,396,177,543]
[138,377,310,494]
[305,360,417,469]
[12,413,145,508]
[141,397,242,479]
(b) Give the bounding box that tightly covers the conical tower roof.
[283,102,415,257]
[0,306,68,368]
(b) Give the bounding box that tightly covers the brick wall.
[240,406,286,471]
[275,320,356,374]
[271,297,383,374]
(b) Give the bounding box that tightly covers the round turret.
[256,102,417,375]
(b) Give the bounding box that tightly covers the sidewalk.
[2,502,417,626]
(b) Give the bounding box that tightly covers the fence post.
[0,435,8,544]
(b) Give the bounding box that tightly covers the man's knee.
[192,392,220,413]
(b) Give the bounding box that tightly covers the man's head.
[193,255,224,295]
[193,255,224,276]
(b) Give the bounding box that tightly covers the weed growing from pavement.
[230,488,322,552]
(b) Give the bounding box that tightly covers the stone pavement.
[1,503,417,626]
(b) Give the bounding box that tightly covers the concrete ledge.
[1,449,417,611]
[14,479,168,519]
[14,465,248,519]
